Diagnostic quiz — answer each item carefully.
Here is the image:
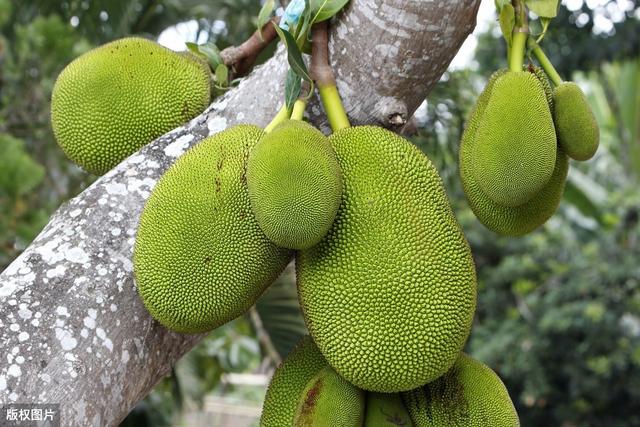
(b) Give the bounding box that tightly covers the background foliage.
[0,0,638,425]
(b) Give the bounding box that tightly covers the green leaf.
[257,0,275,41]
[214,64,228,88]
[499,3,515,47]
[525,0,559,18]
[494,0,511,12]
[285,69,302,111]
[563,178,603,224]
[310,0,350,24]
[273,25,313,85]
[186,41,223,70]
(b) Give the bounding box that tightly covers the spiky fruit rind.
[527,64,554,112]
[294,366,365,427]
[51,37,211,175]
[553,82,599,161]
[298,126,477,393]
[261,336,327,427]
[133,125,292,334]
[364,392,414,427]
[401,353,520,426]
[472,71,556,207]
[247,120,343,250]
[460,73,568,236]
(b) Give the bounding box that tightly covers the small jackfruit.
[364,392,414,427]
[460,71,568,236]
[51,37,211,175]
[261,336,364,427]
[247,120,342,250]
[553,82,599,161]
[528,64,554,112]
[294,366,365,426]
[472,71,556,207]
[297,126,477,393]
[133,125,292,334]
[401,353,520,426]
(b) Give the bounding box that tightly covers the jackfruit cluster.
[460,59,599,235]
[134,125,292,333]
[51,37,211,175]
[262,338,518,426]
[247,120,343,250]
[460,68,568,236]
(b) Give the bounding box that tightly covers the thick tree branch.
[0,1,479,425]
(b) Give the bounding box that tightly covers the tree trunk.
[0,1,480,425]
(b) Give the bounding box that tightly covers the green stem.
[290,99,307,121]
[264,105,290,133]
[319,84,350,131]
[528,38,563,86]
[509,31,528,72]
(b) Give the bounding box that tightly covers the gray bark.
[0,0,480,425]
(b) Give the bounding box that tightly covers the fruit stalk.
[310,21,350,132]
[264,105,291,133]
[528,38,564,86]
[508,0,529,72]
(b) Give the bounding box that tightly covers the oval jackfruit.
[553,82,599,161]
[401,353,520,426]
[247,120,343,250]
[460,72,568,236]
[294,366,365,427]
[51,37,211,175]
[261,335,364,427]
[297,126,477,393]
[472,71,556,207]
[133,125,292,334]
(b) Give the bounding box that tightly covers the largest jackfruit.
[51,37,211,175]
[297,126,477,393]
[134,125,292,334]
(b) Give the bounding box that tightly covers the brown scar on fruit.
[300,377,324,417]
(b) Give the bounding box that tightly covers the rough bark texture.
[0,1,479,425]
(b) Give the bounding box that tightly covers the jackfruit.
[294,366,365,426]
[261,335,364,426]
[297,126,477,393]
[528,65,554,112]
[247,120,342,250]
[364,392,414,427]
[472,71,556,207]
[51,37,211,175]
[553,82,599,161]
[401,353,520,426]
[133,125,292,334]
[460,72,568,236]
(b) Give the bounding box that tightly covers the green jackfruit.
[294,366,365,426]
[297,126,477,393]
[51,37,211,175]
[460,72,568,236]
[261,336,364,426]
[401,353,520,426]
[528,65,554,113]
[247,120,342,250]
[364,392,414,427]
[553,82,599,161]
[133,125,292,334]
[472,71,556,207]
